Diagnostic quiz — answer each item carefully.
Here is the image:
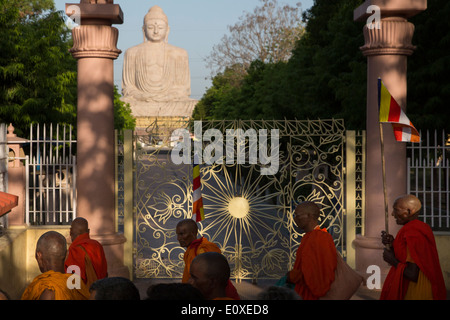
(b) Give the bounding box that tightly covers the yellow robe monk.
[182,237,240,300]
[289,226,337,300]
[21,270,90,300]
[182,237,221,283]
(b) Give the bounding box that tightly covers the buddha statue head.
[142,5,169,43]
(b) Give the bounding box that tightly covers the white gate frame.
[407,130,449,230]
[26,124,77,225]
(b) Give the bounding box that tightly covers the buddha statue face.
[143,6,169,43]
[144,19,168,43]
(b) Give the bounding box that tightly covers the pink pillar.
[6,124,27,227]
[66,2,129,278]
[353,0,427,284]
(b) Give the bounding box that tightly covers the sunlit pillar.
[353,0,427,288]
[66,1,129,278]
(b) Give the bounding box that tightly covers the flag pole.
[379,122,390,238]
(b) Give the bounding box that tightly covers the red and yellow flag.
[378,78,420,143]
[192,153,205,222]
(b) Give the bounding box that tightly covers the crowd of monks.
[0,195,446,300]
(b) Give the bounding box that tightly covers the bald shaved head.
[395,194,422,214]
[192,252,230,286]
[293,201,321,233]
[392,194,422,225]
[70,217,89,242]
[35,231,67,273]
[189,252,230,299]
[176,219,198,233]
[296,201,321,220]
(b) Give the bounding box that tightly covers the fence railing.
[26,124,77,225]
[407,130,450,231]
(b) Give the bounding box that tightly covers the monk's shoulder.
[199,238,221,253]
[309,229,335,246]
[403,219,433,238]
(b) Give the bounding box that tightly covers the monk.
[21,231,89,300]
[188,252,234,300]
[380,194,447,300]
[176,219,240,299]
[64,217,108,288]
[286,201,337,300]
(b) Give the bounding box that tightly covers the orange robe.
[182,237,240,300]
[289,227,337,300]
[64,232,108,285]
[380,219,446,300]
[21,270,90,300]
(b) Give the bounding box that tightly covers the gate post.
[353,0,427,286]
[66,1,129,278]
[122,130,134,279]
[6,124,27,227]
[345,131,357,268]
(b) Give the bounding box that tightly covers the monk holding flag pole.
[378,78,420,239]
[377,79,446,300]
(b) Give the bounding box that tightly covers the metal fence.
[26,124,77,225]
[407,130,450,231]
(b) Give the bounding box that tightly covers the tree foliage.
[205,0,304,79]
[114,86,136,131]
[0,0,136,137]
[406,0,450,132]
[196,0,449,132]
[0,0,77,137]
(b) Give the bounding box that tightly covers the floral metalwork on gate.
[134,119,345,282]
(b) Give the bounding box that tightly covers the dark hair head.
[90,277,140,300]
[146,283,204,300]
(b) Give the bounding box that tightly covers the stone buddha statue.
[121,5,197,121]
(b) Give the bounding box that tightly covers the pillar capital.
[360,17,416,56]
[70,25,121,59]
[354,0,427,21]
[66,2,123,60]
[65,3,123,26]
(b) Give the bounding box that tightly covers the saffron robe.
[21,270,89,300]
[289,227,337,300]
[380,219,446,300]
[65,233,108,285]
[182,237,240,300]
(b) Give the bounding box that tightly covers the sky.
[54,0,314,100]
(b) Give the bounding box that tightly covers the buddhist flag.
[378,78,420,142]
[192,153,205,222]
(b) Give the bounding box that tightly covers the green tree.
[192,67,241,120]
[199,0,449,132]
[0,0,136,136]
[407,0,450,131]
[0,0,77,137]
[205,0,304,80]
[114,86,136,130]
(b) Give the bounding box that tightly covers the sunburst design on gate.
[133,119,345,282]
